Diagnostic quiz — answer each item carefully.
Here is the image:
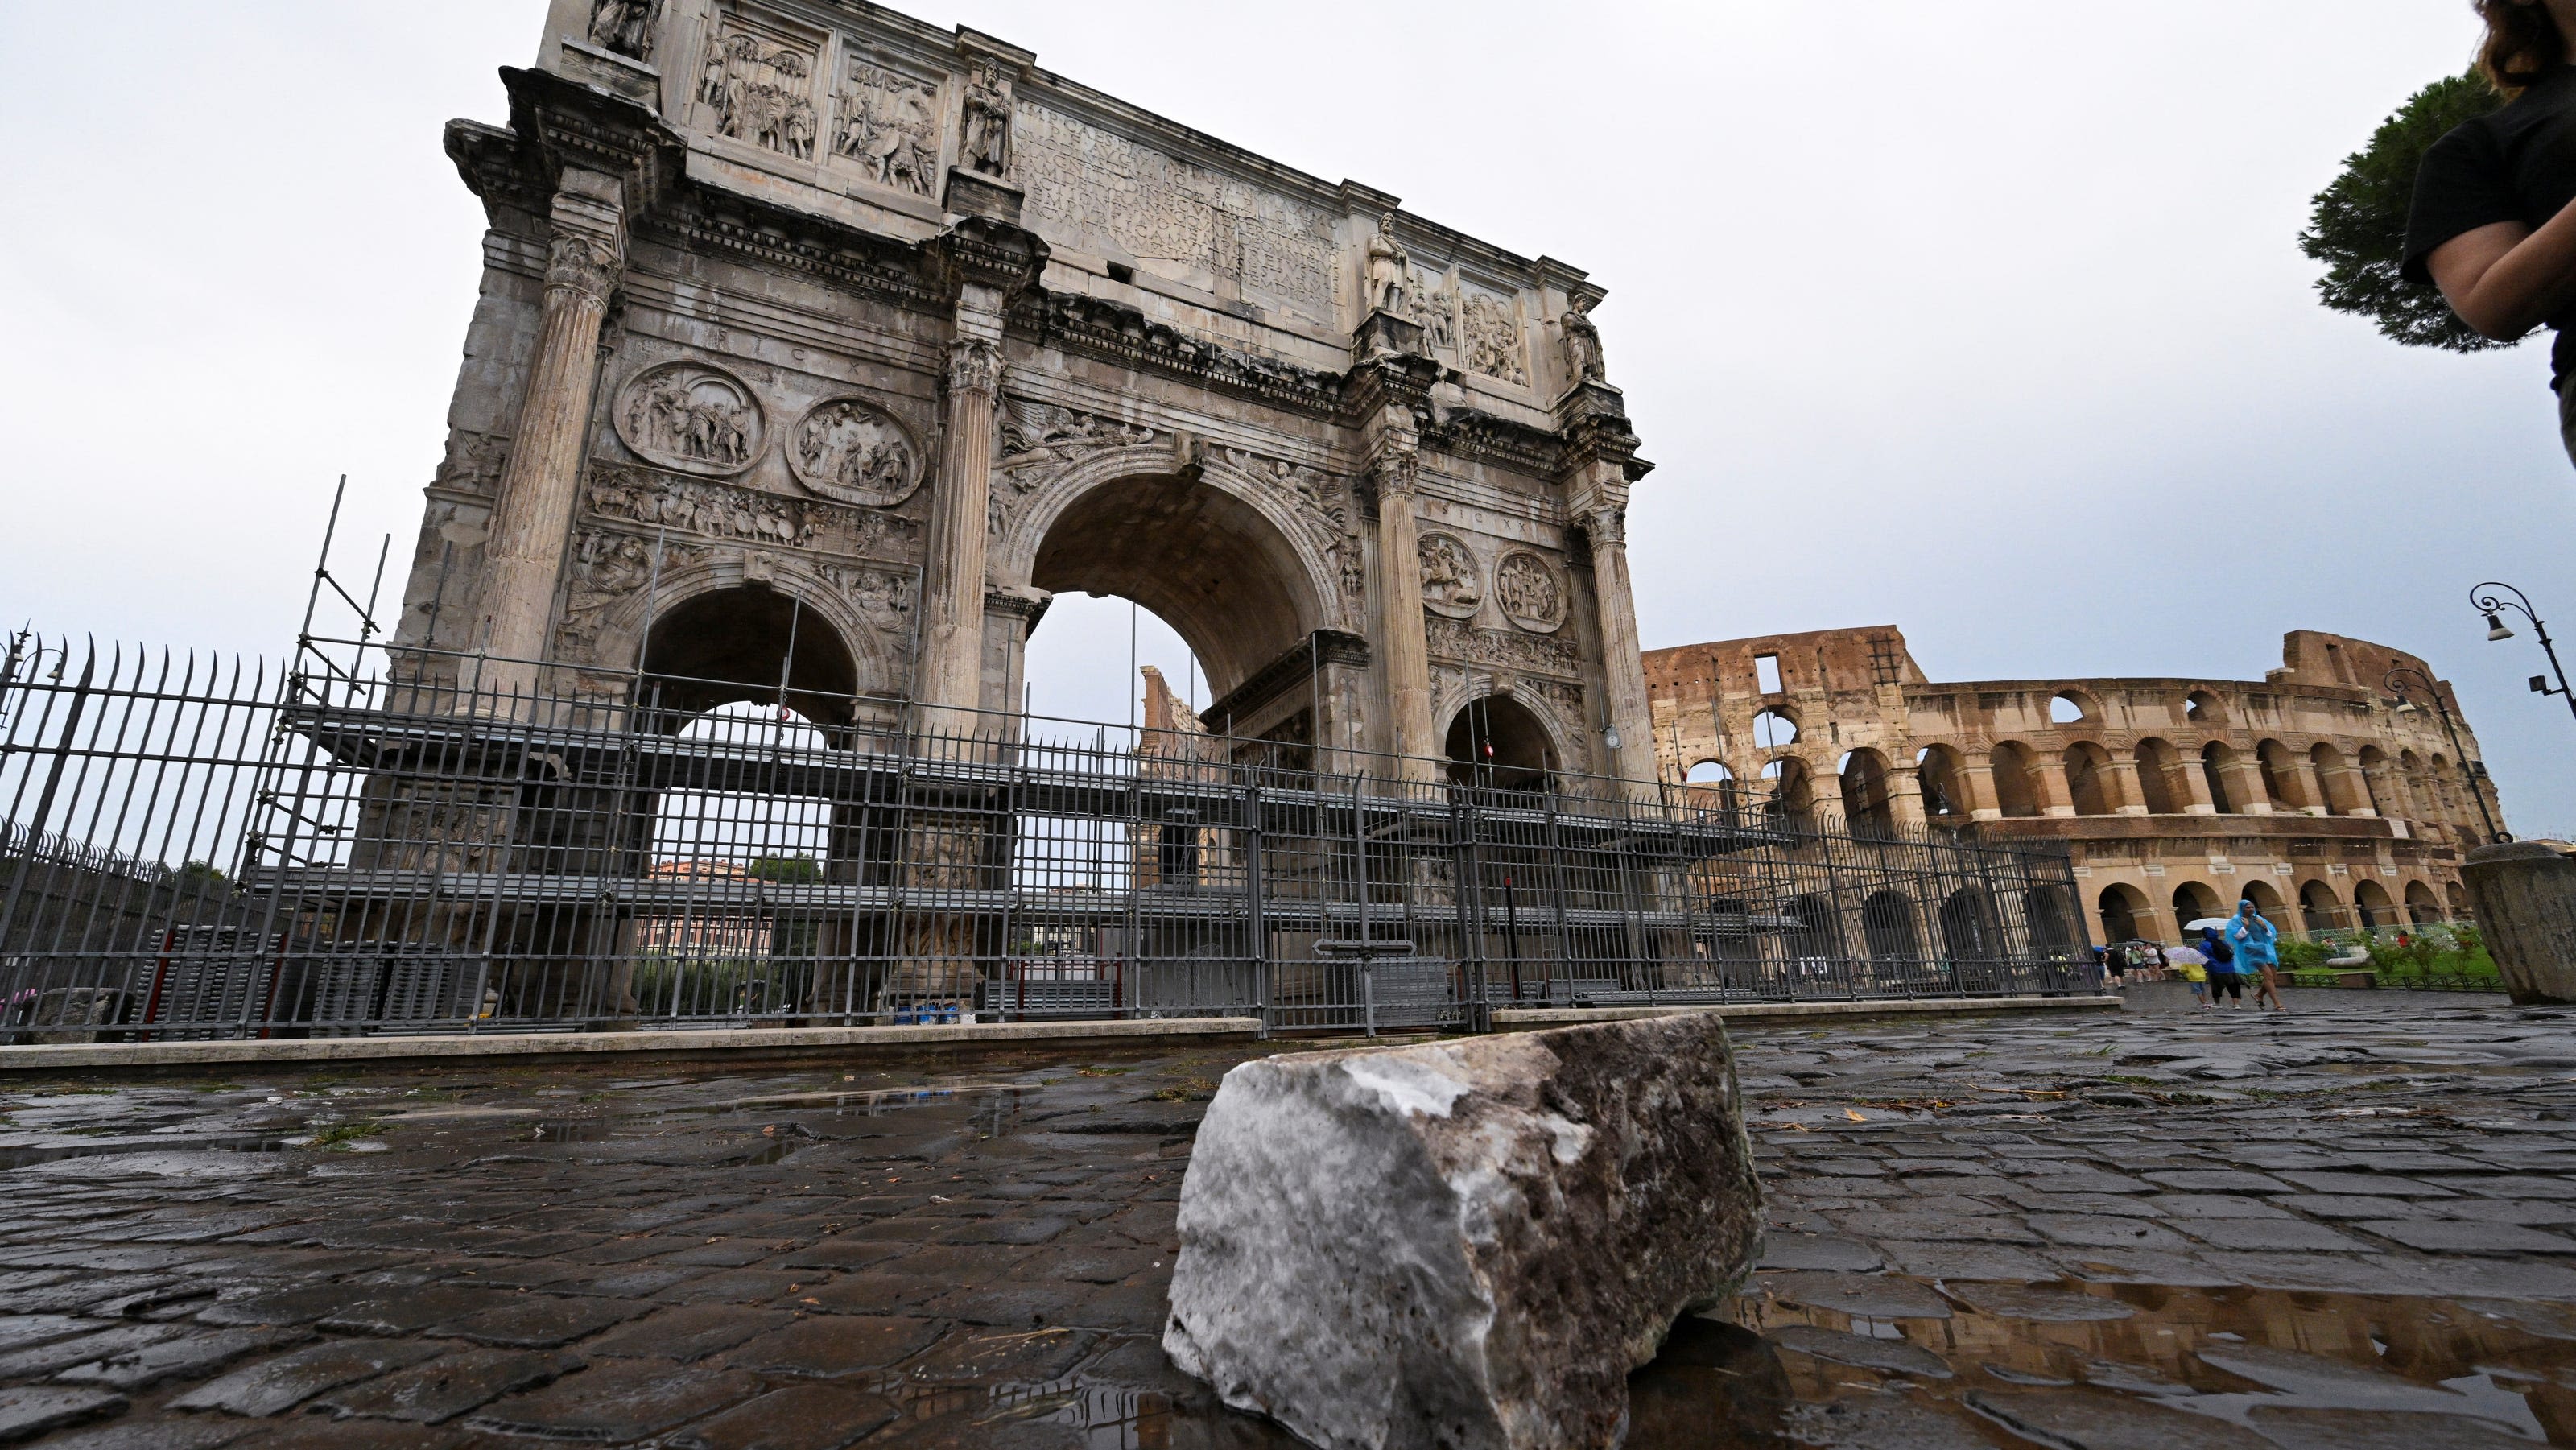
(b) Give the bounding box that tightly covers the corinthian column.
[1574,488,1660,791]
[477,169,625,699]
[918,311,1005,729]
[1368,415,1439,779]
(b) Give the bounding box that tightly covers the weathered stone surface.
[1162,1015,1761,1450]
[2465,842,2576,1004]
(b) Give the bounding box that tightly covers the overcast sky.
[3,2,2571,828]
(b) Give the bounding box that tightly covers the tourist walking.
[2170,945,2211,1009]
[2405,0,2576,468]
[2201,925,2245,1009]
[2227,900,2285,1012]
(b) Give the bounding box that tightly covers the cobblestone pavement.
[3,989,2575,1448]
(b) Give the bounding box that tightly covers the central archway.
[1008,463,1347,755]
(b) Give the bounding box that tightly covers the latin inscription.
[1013,103,1336,318]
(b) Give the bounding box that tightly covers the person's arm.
[2428,204,2576,341]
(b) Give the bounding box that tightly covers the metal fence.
[0,632,2097,1043]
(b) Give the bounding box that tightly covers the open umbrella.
[2183,917,2233,933]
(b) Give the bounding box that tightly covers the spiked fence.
[0,632,2096,1043]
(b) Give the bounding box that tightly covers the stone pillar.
[1960,757,2002,822]
[1573,490,1662,793]
[2035,757,2077,818]
[2319,759,2376,817]
[918,306,1005,730]
[2105,755,2149,816]
[477,169,625,698]
[1887,766,1930,832]
[2220,753,2272,816]
[2178,753,2219,815]
[1366,410,1439,780]
[2463,842,2576,1004]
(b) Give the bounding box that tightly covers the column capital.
[544,233,621,304]
[946,337,1003,398]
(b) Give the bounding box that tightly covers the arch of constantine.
[1646,626,2509,948]
[393,0,1657,787]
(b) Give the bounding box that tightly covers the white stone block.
[1163,1015,1762,1449]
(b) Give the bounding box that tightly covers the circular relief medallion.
[1494,548,1565,634]
[614,362,764,476]
[786,396,923,506]
[1417,531,1484,620]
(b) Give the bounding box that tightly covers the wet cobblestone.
[0,989,2573,1446]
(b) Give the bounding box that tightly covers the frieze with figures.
[1418,533,1484,620]
[557,529,711,655]
[1426,615,1581,678]
[584,464,908,560]
[988,398,1161,537]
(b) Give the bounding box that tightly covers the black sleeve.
[2403,122,2520,283]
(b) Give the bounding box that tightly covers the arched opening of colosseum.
[639,587,865,731]
[1916,745,1967,820]
[1443,695,1555,794]
[2025,883,2078,953]
[2049,691,2097,725]
[1785,894,1844,970]
[2200,742,2240,814]
[2256,739,2310,812]
[2063,741,2116,816]
[2405,880,2442,925]
[1938,888,2002,960]
[2096,882,2150,943]
[1762,757,1815,824]
[1989,742,2042,818]
[2352,878,2396,929]
[2185,690,2224,724]
[2310,742,2368,816]
[1022,467,1322,753]
[2298,879,2347,935]
[2133,738,2186,814]
[1684,758,1740,813]
[1861,890,1923,961]
[2171,880,2221,930]
[1752,708,1799,750]
[2242,878,2289,926]
[1838,749,1896,836]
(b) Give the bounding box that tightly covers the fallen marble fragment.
[1163,1014,1762,1450]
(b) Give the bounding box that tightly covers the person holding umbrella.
[2226,899,2285,1012]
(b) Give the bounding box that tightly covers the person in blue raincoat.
[2227,899,2285,1012]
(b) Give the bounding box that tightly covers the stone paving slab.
[2,998,2575,1445]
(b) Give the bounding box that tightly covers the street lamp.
[2471,581,2576,729]
[2384,664,2508,845]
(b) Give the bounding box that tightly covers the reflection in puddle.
[1604,1277,2576,1446]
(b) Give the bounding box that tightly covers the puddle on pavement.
[1600,1277,2576,1446]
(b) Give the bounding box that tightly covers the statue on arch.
[1560,298,1604,383]
[1365,213,1411,317]
[963,58,1013,177]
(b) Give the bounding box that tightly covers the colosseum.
[1643,626,2508,948]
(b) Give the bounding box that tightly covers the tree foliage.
[2301,72,2513,353]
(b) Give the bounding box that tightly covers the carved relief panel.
[614,362,765,475]
[1417,532,1484,619]
[831,56,939,197]
[788,397,921,507]
[696,12,821,160]
[1460,288,1529,386]
[1493,549,1565,634]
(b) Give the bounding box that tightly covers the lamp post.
[2472,581,2576,731]
[2384,664,2508,844]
